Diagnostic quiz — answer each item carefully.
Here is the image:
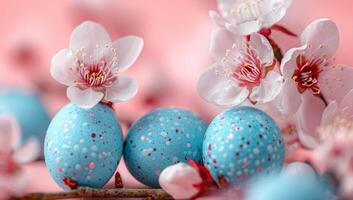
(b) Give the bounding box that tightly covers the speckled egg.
[245,175,330,200]
[203,106,285,187]
[45,103,123,189]
[124,108,207,188]
[0,89,50,157]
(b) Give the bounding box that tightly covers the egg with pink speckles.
[203,106,285,187]
[44,103,123,189]
[124,108,207,188]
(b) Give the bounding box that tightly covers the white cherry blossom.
[197,28,282,107]
[210,0,293,35]
[51,21,143,108]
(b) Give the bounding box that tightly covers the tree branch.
[11,188,171,200]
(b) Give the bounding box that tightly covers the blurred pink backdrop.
[0,0,352,196]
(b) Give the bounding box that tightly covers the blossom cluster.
[197,0,353,151]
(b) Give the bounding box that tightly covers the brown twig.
[267,37,283,63]
[11,188,172,200]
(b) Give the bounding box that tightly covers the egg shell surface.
[0,89,50,156]
[45,103,123,189]
[124,107,207,188]
[203,106,285,187]
[245,175,330,200]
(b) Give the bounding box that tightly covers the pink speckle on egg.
[89,112,94,120]
[89,162,95,169]
[57,168,62,173]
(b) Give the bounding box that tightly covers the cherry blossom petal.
[70,21,112,56]
[216,0,234,17]
[0,115,20,153]
[225,20,262,36]
[105,76,138,102]
[159,163,202,200]
[319,64,353,103]
[250,71,283,103]
[338,89,353,120]
[197,67,249,107]
[322,89,353,125]
[210,28,244,62]
[67,86,104,109]
[112,36,143,72]
[13,138,40,163]
[301,19,339,58]
[296,91,326,149]
[280,45,307,79]
[275,79,302,115]
[249,33,274,65]
[262,0,293,27]
[321,101,339,126]
[341,175,353,199]
[209,10,226,27]
[50,49,77,86]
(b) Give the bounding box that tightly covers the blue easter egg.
[203,106,285,187]
[124,107,207,188]
[0,89,50,156]
[245,175,330,200]
[44,103,123,189]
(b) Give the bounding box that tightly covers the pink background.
[0,0,352,197]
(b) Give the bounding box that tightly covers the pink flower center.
[292,54,323,96]
[233,48,265,89]
[76,59,117,90]
[0,153,19,174]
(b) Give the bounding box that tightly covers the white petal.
[322,89,353,124]
[112,36,144,72]
[319,64,353,103]
[321,101,339,126]
[0,115,21,153]
[280,45,307,79]
[67,86,104,109]
[50,49,77,86]
[13,138,40,163]
[250,71,283,103]
[209,10,226,27]
[70,21,112,55]
[197,66,249,107]
[275,79,302,115]
[105,77,138,102]
[210,28,244,62]
[262,0,292,27]
[301,19,339,58]
[216,0,234,17]
[249,33,274,65]
[225,20,262,36]
[159,163,202,200]
[338,89,353,121]
[296,91,326,149]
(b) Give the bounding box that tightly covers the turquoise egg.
[203,106,285,187]
[45,103,123,189]
[124,108,207,188]
[0,89,50,157]
[245,175,330,200]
